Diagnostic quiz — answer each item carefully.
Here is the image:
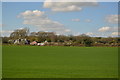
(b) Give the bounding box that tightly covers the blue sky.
[2,2,119,37]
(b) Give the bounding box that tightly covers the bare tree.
[10,28,29,39]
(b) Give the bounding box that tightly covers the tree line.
[1,28,120,47]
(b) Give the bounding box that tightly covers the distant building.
[14,38,30,45]
[30,41,37,45]
[37,43,45,46]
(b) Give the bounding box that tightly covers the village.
[7,38,73,46]
[2,28,119,47]
[8,38,47,46]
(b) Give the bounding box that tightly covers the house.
[13,38,30,45]
[37,43,45,46]
[30,41,37,45]
[14,39,20,44]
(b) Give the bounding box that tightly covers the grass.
[2,46,118,78]
[0,46,2,79]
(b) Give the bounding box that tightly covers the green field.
[2,46,118,78]
[0,46,2,79]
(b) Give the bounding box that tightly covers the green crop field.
[2,46,118,78]
[0,46,2,79]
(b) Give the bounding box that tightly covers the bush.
[83,38,93,47]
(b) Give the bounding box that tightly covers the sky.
[1,1,119,37]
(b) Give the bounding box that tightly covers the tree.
[10,28,29,39]
[79,34,93,47]
[2,37,9,44]
[83,38,93,47]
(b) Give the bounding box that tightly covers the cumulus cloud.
[18,10,72,35]
[1,30,13,33]
[98,26,119,32]
[43,0,97,12]
[0,30,13,37]
[86,32,93,36]
[50,5,82,12]
[98,26,120,37]
[98,26,110,32]
[71,19,80,22]
[105,15,119,24]
[64,29,71,32]
[111,32,120,36]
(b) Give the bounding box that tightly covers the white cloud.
[18,10,72,35]
[43,0,97,12]
[73,32,93,36]
[71,19,80,22]
[86,32,93,36]
[73,32,81,36]
[98,26,110,32]
[105,15,119,24]
[51,5,82,12]
[1,30,13,33]
[97,26,120,37]
[98,26,119,32]
[64,29,71,32]
[111,32,120,36]
[0,30,13,37]
[18,10,45,19]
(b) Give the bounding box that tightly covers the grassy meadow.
[2,46,118,78]
[0,46,2,79]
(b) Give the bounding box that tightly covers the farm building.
[30,41,37,45]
